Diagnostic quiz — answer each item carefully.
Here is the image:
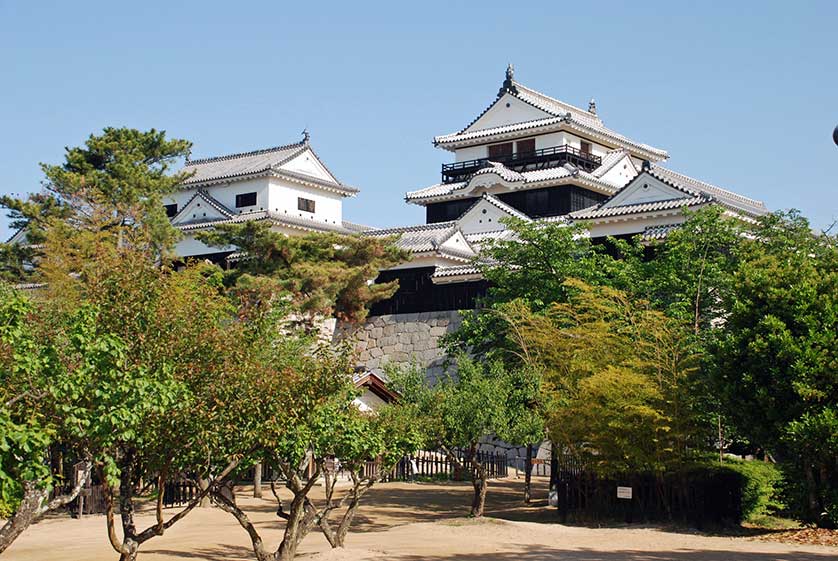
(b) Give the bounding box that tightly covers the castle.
[166,67,768,379]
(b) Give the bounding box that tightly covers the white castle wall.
[334,310,462,384]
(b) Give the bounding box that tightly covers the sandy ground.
[4,476,835,561]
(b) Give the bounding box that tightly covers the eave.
[405,173,621,206]
[434,117,668,163]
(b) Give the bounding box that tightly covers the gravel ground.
[4,477,835,561]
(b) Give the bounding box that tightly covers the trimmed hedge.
[556,458,784,526]
[723,459,785,520]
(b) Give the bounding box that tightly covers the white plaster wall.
[174,232,234,258]
[387,255,464,271]
[454,129,609,164]
[537,131,608,157]
[584,213,688,239]
[458,199,515,235]
[164,177,271,216]
[353,390,386,413]
[268,178,343,226]
[465,93,549,133]
[280,149,336,183]
[454,145,486,162]
[604,174,684,208]
[598,155,638,188]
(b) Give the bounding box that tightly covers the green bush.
[0,494,19,519]
[722,459,785,521]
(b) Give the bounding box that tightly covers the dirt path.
[3,477,834,560]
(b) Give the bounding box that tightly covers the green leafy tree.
[391,357,544,517]
[713,211,838,526]
[198,220,408,323]
[639,206,743,335]
[502,280,704,475]
[208,332,360,561]
[317,401,426,549]
[0,286,91,554]
[39,127,191,254]
[0,193,71,283]
[9,126,264,561]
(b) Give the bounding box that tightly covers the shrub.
[723,459,785,521]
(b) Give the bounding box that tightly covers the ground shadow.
[145,543,254,561]
[392,543,837,561]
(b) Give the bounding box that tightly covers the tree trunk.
[0,461,92,554]
[211,489,273,561]
[118,546,139,561]
[524,443,533,504]
[253,463,263,499]
[0,482,49,554]
[470,473,488,517]
[197,478,212,508]
[277,498,305,561]
[804,464,820,523]
[333,497,361,547]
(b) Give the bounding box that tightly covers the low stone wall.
[334,310,462,383]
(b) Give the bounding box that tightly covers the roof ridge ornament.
[498,63,519,97]
[588,97,597,115]
[302,128,310,144]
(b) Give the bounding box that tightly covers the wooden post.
[253,462,263,498]
[524,443,533,503]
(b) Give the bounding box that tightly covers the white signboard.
[617,486,632,500]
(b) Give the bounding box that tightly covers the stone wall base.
[334,310,462,384]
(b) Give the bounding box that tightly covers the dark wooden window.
[580,140,592,155]
[488,142,513,159]
[515,138,535,155]
[297,197,316,213]
[235,192,257,208]
[164,204,178,218]
[369,267,489,316]
[426,197,479,223]
[497,185,607,218]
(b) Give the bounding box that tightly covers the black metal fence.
[167,450,509,506]
[162,480,199,508]
[553,454,746,527]
[382,450,508,482]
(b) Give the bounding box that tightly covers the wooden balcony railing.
[441,143,602,183]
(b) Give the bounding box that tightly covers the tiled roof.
[5,228,25,244]
[364,221,458,252]
[342,220,377,233]
[434,80,668,161]
[647,166,768,217]
[642,223,681,241]
[591,149,634,179]
[568,166,768,221]
[405,181,464,201]
[513,82,603,128]
[183,142,305,185]
[464,229,512,244]
[172,189,235,225]
[181,141,358,195]
[431,264,482,279]
[13,282,46,291]
[405,162,621,203]
[175,209,351,234]
[472,161,526,182]
[476,193,532,222]
[364,221,476,261]
[569,195,710,220]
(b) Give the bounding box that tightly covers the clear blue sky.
[1,0,837,240]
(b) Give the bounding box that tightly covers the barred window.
[235,192,257,208]
[297,197,316,213]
